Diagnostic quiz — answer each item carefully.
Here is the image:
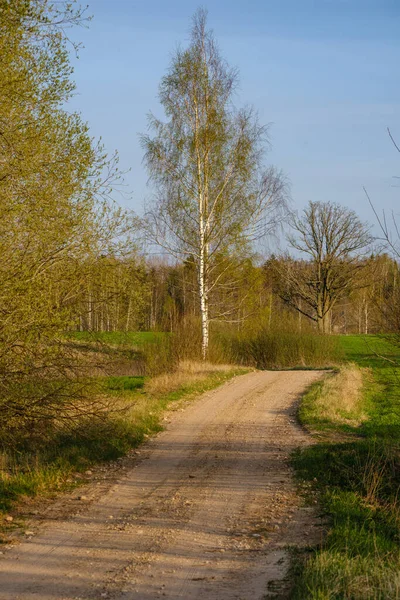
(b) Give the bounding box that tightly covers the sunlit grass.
[299,364,368,433]
[66,331,164,346]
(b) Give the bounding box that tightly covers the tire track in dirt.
[0,370,325,600]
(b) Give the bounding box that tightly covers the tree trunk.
[268,292,273,329]
[319,311,331,334]
[198,173,209,360]
[199,247,209,360]
[126,294,132,332]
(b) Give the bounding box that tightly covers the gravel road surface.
[0,370,325,600]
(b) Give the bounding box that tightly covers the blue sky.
[68,1,400,228]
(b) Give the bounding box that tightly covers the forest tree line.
[73,250,399,337]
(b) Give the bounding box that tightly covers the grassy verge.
[291,335,400,599]
[298,364,370,436]
[0,362,247,535]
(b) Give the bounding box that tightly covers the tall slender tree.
[141,9,287,359]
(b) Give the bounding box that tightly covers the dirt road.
[0,370,325,600]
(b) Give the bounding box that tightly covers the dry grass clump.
[308,364,367,427]
[145,360,240,395]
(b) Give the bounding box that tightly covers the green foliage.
[0,1,135,442]
[140,333,178,376]
[105,376,145,392]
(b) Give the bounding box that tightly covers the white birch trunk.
[199,273,209,360]
[364,298,369,335]
[199,210,209,360]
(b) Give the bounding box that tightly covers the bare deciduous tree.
[141,9,287,358]
[363,128,400,336]
[364,128,400,261]
[277,201,372,333]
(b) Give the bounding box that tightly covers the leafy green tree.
[0,0,134,442]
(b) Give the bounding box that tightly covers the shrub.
[216,326,342,369]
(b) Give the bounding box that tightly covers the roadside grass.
[0,362,246,533]
[299,364,369,434]
[291,335,400,599]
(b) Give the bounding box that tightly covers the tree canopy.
[0,0,135,440]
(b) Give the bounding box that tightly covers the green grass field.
[291,335,400,599]
[340,335,400,439]
[66,331,164,346]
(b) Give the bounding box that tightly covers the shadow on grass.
[293,440,400,504]
[290,439,400,598]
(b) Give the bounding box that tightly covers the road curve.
[0,370,325,600]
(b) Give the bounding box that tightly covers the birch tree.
[141,9,287,358]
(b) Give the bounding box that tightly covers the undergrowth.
[66,318,343,375]
[215,322,342,369]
